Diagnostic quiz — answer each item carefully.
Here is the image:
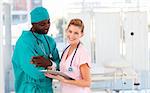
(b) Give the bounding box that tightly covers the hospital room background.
[0,0,150,93]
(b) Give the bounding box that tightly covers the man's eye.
[40,24,45,26]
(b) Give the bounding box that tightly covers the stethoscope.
[32,31,52,59]
[61,42,80,72]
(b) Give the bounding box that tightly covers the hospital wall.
[67,11,149,73]
[0,0,5,93]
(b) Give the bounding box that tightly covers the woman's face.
[66,25,83,45]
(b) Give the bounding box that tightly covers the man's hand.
[31,56,53,69]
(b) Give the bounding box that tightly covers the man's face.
[32,19,50,34]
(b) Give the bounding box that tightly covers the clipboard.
[40,70,75,80]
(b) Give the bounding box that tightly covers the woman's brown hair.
[67,18,84,32]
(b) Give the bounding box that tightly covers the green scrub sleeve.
[17,43,45,80]
[51,42,60,71]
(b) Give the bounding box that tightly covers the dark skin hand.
[31,56,53,69]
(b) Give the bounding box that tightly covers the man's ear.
[31,23,37,31]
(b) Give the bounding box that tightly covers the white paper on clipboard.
[40,70,75,80]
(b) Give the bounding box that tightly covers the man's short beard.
[35,30,48,34]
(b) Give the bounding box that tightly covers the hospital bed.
[91,71,150,93]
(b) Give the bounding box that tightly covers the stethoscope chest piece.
[62,42,81,72]
[68,67,73,72]
[49,54,52,58]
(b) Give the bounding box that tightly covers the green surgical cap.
[30,6,49,23]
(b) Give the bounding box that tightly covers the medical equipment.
[40,70,75,80]
[32,31,52,59]
[61,42,80,72]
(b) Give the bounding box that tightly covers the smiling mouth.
[69,39,75,41]
[70,39,74,42]
[44,29,48,32]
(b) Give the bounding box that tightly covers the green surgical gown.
[12,31,60,93]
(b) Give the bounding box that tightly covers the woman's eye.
[74,32,79,35]
[69,30,72,33]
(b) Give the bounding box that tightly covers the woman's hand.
[45,73,67,83]
[47,66,52,70]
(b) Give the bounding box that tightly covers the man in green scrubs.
[12,6,60,93]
